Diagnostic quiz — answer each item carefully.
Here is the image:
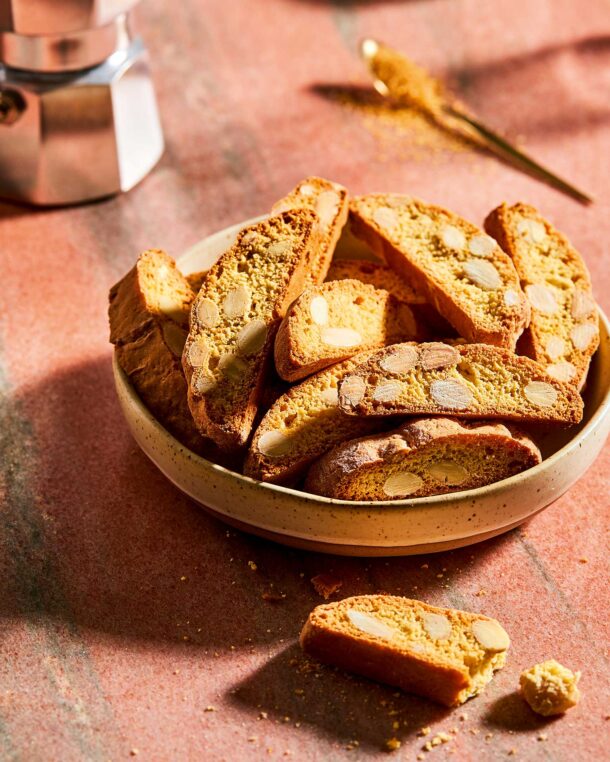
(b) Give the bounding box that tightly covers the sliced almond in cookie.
[309,295,329,325]
[570,322,598,351]
[372,380,402,402]
[379,345,419,374]
[340,375,367,407]
[383,471,424,497]
[524,381,558,408]
[320,327,363,348]
[347,609,396,640]
[258,430,294,458]
[471,619,510,652]
[546,361,576,383]
[196,297,220,328]
[428,460,468,485]
[423,613,452,640]
[222,284,251,319]
[237,319,268,355]
[430,379,473,410]
[525,283,559,314]
[571,289,596,320]
[464,259,502,290]
[420,343,460,370]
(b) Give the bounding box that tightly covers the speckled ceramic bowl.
[112,218,610,556]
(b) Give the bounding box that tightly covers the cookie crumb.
[204,706,216,712]
[385,738,401,752]
[248,561,258,571]
[418,726,431,737]
[311,573,343,599]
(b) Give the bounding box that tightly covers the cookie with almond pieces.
[349,194,529,349]
[337,342,583,425]
[274,279,425,381]
[305,417,541,500]
[485,202,599,389]
[300,595,510,707]
[183,209,318,452]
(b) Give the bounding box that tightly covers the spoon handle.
[445,106,593,205]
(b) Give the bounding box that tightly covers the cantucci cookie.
[349,193,529,348]
[274,279,423,381]
[326,258,452,335]
[244,352,383,485]
[183,209,317,451]
[272,176,348,285]
[519,660,581,716]
[300,595,510,707]
[338,342,583,425]
[485,203,599,389]
[109,250,209,454]
[305,417,541,500]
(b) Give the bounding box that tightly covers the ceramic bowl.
[112,218,610,556]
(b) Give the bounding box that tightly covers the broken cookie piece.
[520,659,581,716]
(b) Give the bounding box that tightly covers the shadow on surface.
[484,691,559,733]
[229,642,450,750]
[0,355,526,651]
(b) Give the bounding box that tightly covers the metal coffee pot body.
[0,0,163,205]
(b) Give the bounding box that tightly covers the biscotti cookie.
[300,595,510,707]
[183,209,317,451]
[274,279,423,381]
[349,194,529,348]
[485,203,599,389]
[326,258,452,335]
[338,342,583,425]
[272,176,348,285]
[305,417,541,500]
[109,249,207,453]
[244,352,383,485]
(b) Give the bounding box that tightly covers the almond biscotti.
[300,595,510,707]
[244,352,383,485]
[485,203,599,389]
[274,279,423,381]
[305,417,541,500]
[349,194,529,348]
[338,342,583,425]
[109,249,206,453]
[325,258,452,335]
[183,209,317,451]
[272,176,348,285]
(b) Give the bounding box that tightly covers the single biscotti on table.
[274,279,423,381]
[109,249,208,453]
[485,203,599,389]
[305,417,541,500]
[300,595,510,707]
[325,258,452,336]
[519,660,581,716]
[349,194,529,348]
[244,352,383,485]
[272,176,348,285]
[337,342,583,425]
[183,209,317,452]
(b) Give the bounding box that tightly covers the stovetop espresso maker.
[0,0,163,205]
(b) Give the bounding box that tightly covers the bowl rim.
[114,221,610,511]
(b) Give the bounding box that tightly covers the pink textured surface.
[0,0,609,759]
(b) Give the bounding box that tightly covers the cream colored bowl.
[112,218,610,556]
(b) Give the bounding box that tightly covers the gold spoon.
[360,38,593,205]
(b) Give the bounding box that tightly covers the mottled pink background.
[0,0,608,759]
